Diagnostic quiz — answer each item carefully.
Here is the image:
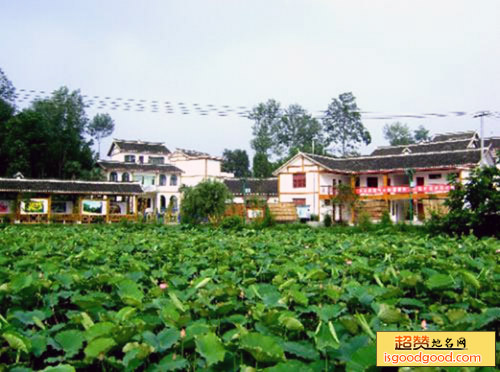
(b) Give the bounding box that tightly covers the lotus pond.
[0,225,498,371]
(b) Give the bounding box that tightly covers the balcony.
[320,184,453,197]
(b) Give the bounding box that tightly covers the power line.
[12,88,500,121]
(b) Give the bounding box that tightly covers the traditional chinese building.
[0,176,142,224]
[273,131,496,223]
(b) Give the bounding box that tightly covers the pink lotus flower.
[180,329,186,338]
[421,319,427,330]
[159,283,168,290]
[346,259,353,265]
[496,249,500,254]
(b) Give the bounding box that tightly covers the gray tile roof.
[371,139,474,156]
[98,161,183,173]
[224,178,278,196]
[432,131,476,142]
[305,149,482,173]
[0,178,143,195]
[108,140,171,156]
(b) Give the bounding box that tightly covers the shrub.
[324,213,332,227]
[180,180,233,225]
[310,214,319,222]
[357,211,373,231]
[220,215,245,230]
[440,165,500,238]
[380,210,392,226]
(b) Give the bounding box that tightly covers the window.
[124,155,136,163]
[355,177,360,187]
[149,156,165,165]
[170,174,178,186]
[159,174,167,186]
[293,173,306,188]
[367,177,378,188]
[109,172,118,182]
[139,156,144,164]
[429,174,442,180]
[122,172,130,182]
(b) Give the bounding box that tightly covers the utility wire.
[12,88,500,121]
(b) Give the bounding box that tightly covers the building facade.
[99,139,233,214]
[274,131,496,223]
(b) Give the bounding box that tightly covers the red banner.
[355,185,453,195]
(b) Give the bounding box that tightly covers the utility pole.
[473,111,490,166]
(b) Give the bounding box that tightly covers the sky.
[1,0,499,159]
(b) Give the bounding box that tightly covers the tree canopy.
[88,113,115,158]
[221,149,250,177]
[383,122,431,145]
[180,180,232,225]
[322,92,371,156]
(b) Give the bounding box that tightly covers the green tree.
[323,92,371,156]
[1,87,95,179]
[438,166,500,237]
[221,149,251,177]
[383,122,414,145]
[88,113,115,158]
[249,99,282,154]
[0,68,16,176]
[252,152,273,178]
[180,180,232,225]
[273,104,325,156]
[414,125,430,142]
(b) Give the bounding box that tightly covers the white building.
[274,131,496,223]
[98,139,233,214]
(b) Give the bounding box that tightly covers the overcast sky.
[1,0,499,158]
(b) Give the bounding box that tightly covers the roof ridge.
[305,148,484,161]
[0,177,142,185]
[373,138,473,150]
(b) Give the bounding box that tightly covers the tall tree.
[273,104,325,156]
[88,113,115,158]
[383,122,414,145]
[221,149,250,177]
[0,69,16,176]
[322,92,371,156]
[252,152,273,178]
[414,125,430,142]
[1,87,95,179]
[249,99,282,155]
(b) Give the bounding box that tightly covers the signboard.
[0,200,12,214]
[296,205,311,219]
[51,201,73,214]
[110,202,127,215]
[82,200,106,215]
[356,185,453,196]
[20,198,48,215]
[247,209,263,219]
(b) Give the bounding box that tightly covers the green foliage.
[1,87,95,179]
[252,152,273,178]
[87,113,115,158]
[221,148,251,177]
[356,211,373,231]
[0,225,498,370]
[180,180,232,225]
[322,92,371,156]
[383,122,414,145]
[323,213,332,227]
[384,122,430,145]
[219,215,245,230]
[414,125,430,142]
[249,99,281,154]
[433,166,500,237]
[380,210,392,226]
